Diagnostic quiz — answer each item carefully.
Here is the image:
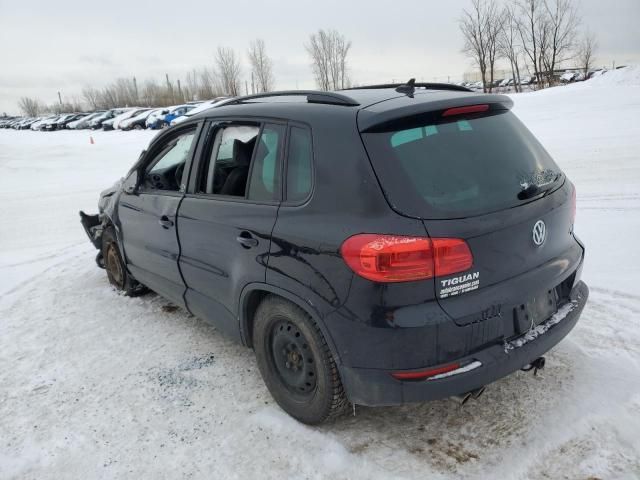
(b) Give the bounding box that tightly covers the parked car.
[67,111,105,129]
[31,115,58,131]
[102,108,142,131]
[120,108,162,130]
[0,117,19,128]
[560,71,579,83]
[170,97,231,126]
[144,108,170,129]
[112,108,149,130]
[80,83,588,424]
[88,109,128,130]
[56,113,87,129]
[146,105,196,129]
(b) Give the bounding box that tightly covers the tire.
[101,226,145,296]
[253,295,348,424]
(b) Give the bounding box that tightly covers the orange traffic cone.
[90,136,95,145]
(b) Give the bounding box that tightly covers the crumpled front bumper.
[79,211,104,268]
[339,281,589,406]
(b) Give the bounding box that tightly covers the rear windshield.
[361,110,561,218]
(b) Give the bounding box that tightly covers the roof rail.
[225,90,360,107]
[344,81,472,93]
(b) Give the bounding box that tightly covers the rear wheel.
[253,295,348,424]
[101,226,145,296]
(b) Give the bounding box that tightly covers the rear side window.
[247,124,284,202]
[201,124,260,197]
[361,110,561,218]
[286,126,313,202]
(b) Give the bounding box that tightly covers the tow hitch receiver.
[521,356,546,375]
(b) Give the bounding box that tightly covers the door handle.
[236,232,258,248]
[158,215,174,229]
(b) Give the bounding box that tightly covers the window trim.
[281,122,315,207]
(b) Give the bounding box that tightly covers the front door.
[178,120,284,340]
[118,124,200,306]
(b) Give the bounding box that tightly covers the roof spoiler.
[358,95,514,132]
[345,78,472,94]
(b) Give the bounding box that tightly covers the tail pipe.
[451,386,485,405]
[521,356,546,375]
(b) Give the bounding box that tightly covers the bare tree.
[305,29,352,90]
[485,2,504,92]
[541,0,580,85]
[460,0,502,93]
[82,86,101,110]
[248,39,275,93]
[498,5,523,92]
[515,0,544,86]
[18,97,42,116]
[577,30,597,79]
[214,47,242,96]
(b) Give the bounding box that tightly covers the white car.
[120,108,164,130]
[112,108,149,130]
[170,97,231,126]
[67,111,106,129]
[30,115,58,131]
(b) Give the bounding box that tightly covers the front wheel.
[253,296,348,424]
[101,226,146,296]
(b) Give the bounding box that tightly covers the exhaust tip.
[451,392,473,405]
[471,386,485,400]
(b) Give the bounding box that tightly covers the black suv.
[81,82,588,424]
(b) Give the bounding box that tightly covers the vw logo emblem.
[532,220,546,246]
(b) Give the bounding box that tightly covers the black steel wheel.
[270,320,317,395]
[253,295,348,424]
[101,226,146,296]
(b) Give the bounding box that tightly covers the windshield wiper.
[518,174,562,200]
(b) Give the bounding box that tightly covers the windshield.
[361,110,561,219]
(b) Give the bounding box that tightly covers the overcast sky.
[1,0,638,114]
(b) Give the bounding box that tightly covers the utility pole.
[245,80,249,95]
[251,71,255,94]
[133,76,138,103]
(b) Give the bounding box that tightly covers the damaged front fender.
[79,177,127,269]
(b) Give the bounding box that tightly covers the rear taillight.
[391,362,461,381]
[340,234,473,283]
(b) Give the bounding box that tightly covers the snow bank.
[587,65,640,87]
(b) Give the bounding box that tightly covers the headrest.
[231,138,255,167]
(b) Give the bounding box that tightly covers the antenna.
[395,78,416,96]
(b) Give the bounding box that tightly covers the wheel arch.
[239,283,342,365]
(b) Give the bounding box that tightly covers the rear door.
[177,119,284,340]
[360,104,583,330]
[118,123,200,306]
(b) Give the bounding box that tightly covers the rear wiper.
[518,175,562,200]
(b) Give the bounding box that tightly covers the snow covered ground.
[1,68,640,479]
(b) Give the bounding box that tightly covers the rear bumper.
[340,280,588,406]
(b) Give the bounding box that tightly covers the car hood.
[98,178,124,215]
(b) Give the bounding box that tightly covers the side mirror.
[123,170,139,195]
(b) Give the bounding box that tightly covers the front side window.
[142,129,196,192]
